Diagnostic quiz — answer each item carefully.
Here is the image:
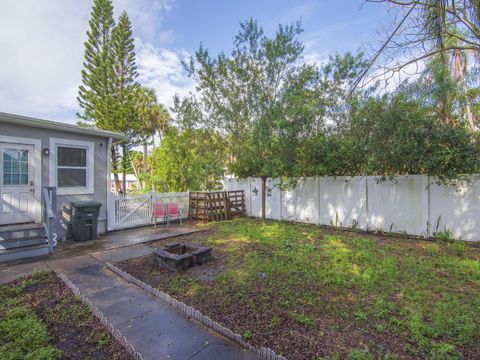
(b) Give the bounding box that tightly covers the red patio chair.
[166,202,182,226]
[152,202,166,228]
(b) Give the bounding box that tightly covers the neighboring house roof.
[110,173,139,182]
[0,112,128,141]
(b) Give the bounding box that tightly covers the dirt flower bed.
[0,270,132,360]
[117,218,480,360]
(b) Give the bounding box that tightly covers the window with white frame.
[50,139,94,195]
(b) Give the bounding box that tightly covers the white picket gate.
[108,191,189,231]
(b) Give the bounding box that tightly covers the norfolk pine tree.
[77,0,123,191]
[111,11,139,192]
[77,0,115,128]
[78,1,140,194]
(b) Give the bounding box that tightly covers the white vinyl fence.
[108,192,189,231]
[224,175,480,242]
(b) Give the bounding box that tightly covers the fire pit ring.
[154,243,212,271]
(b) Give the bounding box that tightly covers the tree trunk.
[454,50,477,132]
[261,175,267,221]
[151,134,156,192]
[142,139,148,189]
[465,97,477,132]
[111,145,123,195]
[130,158,143,191]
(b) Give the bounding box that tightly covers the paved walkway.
[51,223,202,259]
[0,245,260,360]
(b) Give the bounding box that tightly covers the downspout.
[122,143,127,194]
[106,137,113,232]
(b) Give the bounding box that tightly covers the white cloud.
[368,59,425,94]
[135,40,194,109]
[115,0,175,44]
[0,0,190,123]
[303,51,330,67]
[0,1,91,121]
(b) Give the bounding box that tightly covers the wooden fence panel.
[189,190,245,222]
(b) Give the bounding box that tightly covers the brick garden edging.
[59,273,144,360]
[106,262,288,360]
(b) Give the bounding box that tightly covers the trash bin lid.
[71,200,102,208]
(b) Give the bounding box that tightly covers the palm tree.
[396,0,480,130]
[424,1,479,130]
[133,86,169,190]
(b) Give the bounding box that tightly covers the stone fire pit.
[154,243,212,271]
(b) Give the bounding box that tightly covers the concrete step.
[0,236,46,250]
[0,244,49,263]
[0,223,45,241]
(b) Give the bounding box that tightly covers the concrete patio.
[52,222,202,259]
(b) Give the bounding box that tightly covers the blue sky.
[0,0,391,124]
[161,1,387,57]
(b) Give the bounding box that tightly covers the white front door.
[0,143,37,225]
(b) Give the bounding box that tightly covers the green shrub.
[347,94,480,182]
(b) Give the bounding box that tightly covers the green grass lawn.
[120,218,480,359]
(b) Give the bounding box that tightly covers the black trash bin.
[71,200,102,241]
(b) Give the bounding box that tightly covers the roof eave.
[0,112,129,141]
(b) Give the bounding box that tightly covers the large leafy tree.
[184,19,320,218]
[149,128,226,192]
[318,52,371,133]
[295,92,480,182]
[149,96,226,192]
[347,92,480,181]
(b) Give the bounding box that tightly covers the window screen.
[58,147,86,167]
[57,146,87,188]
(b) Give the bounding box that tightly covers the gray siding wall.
[0,122,110,235]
